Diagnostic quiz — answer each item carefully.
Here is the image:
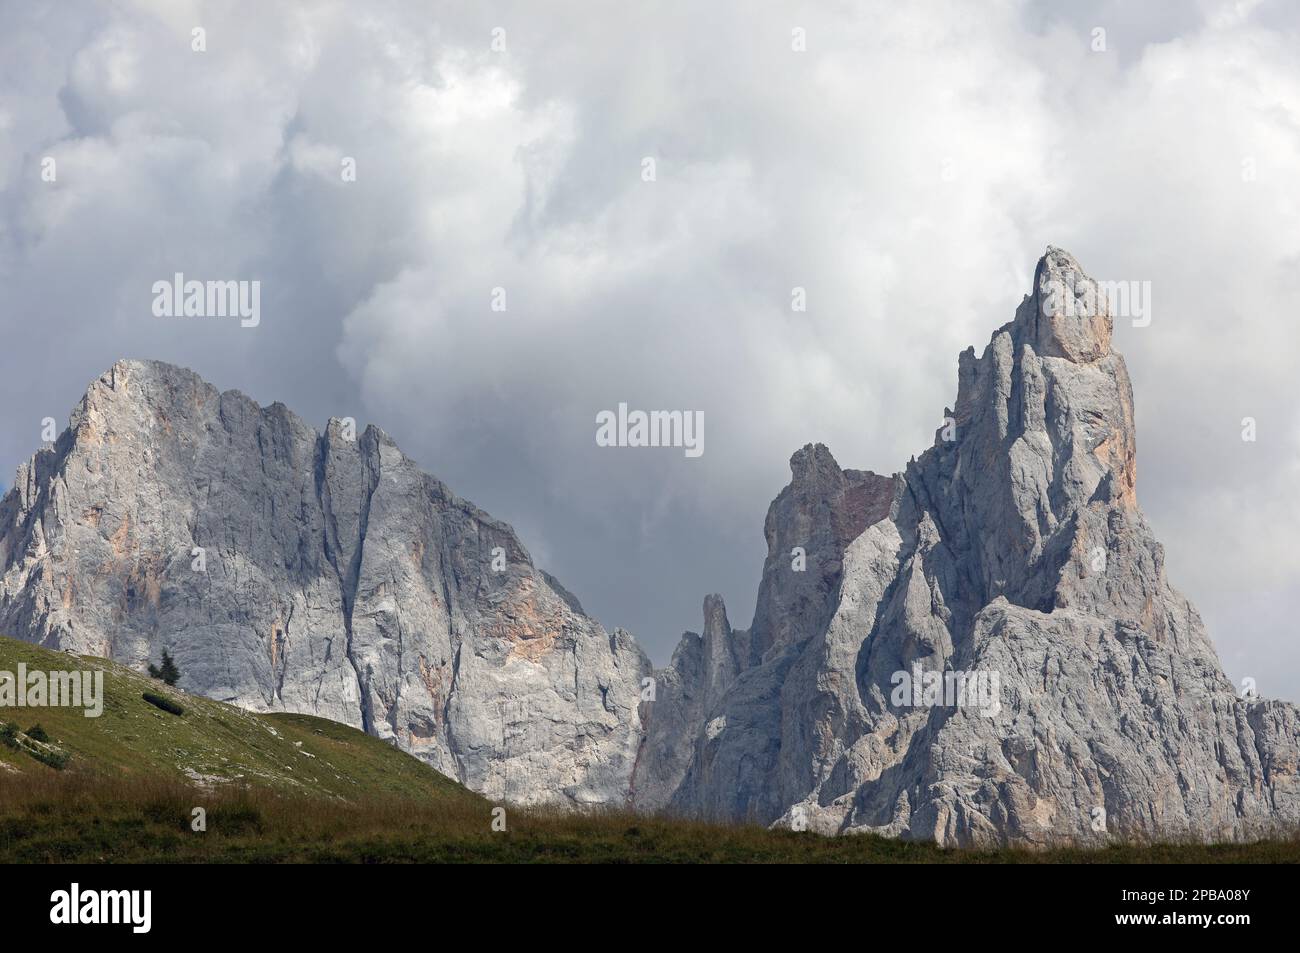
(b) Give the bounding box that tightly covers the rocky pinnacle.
[634,247,1300,845]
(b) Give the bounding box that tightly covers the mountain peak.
[635,249,1300,846]
[1022,245,1113,363]
[2,359,651,808]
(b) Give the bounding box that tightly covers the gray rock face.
[635,247,1300,845]
[0,361,649,806]
[4,246,1296,844]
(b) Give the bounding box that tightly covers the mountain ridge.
[3,247,1297,846]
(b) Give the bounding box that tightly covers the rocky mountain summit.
[2,247,1296,845]
[635,247,1300,845]
[0,363,650,806]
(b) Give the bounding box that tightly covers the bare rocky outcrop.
[634,247,1300,845]
[0,361,649,806]
[3,246,1297,845]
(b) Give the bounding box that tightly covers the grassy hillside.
[0,637,480,803]
[2,636,1298,863]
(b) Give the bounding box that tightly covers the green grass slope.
[0,636,479,804]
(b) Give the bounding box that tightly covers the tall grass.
[3,770,1299,863]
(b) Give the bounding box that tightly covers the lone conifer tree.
[148,650,181,686]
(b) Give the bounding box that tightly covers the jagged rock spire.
[636,248,1300,846]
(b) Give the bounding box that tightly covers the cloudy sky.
[2,0,1298,698]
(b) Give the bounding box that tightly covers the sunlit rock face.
[0,359,650,807]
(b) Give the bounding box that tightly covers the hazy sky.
[2,0,1298,699]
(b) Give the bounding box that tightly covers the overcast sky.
[2,0,1298,699]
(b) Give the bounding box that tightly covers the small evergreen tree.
[148,650,181,686]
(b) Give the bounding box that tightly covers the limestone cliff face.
[4,247,1297,845]
[0,361,649,806]
[635,248,1300,846]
